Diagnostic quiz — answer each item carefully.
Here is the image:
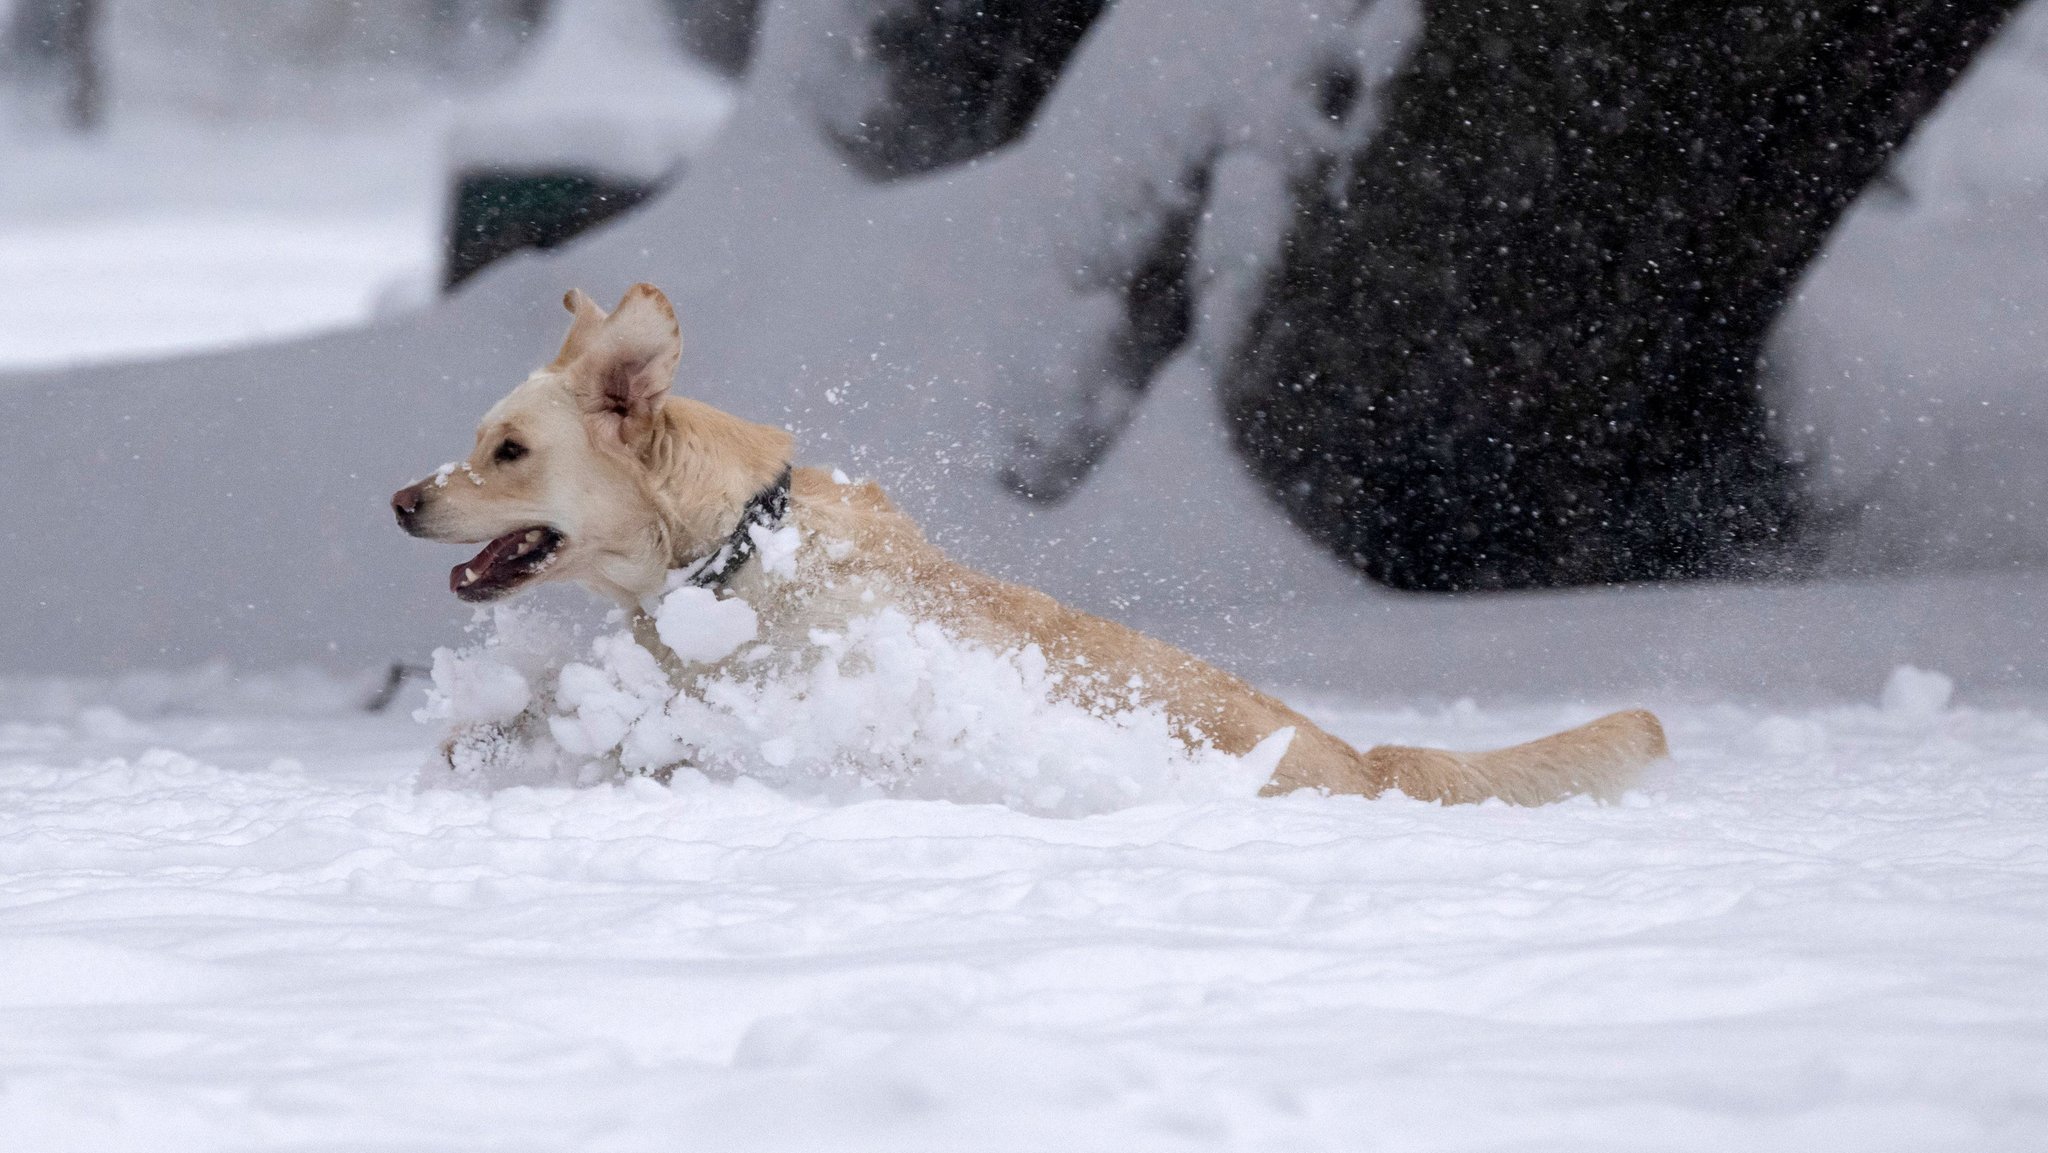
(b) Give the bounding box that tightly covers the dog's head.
[393,283,759,606]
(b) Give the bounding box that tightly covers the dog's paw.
[439,721,526,782]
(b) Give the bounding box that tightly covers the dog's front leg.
[436,707,551,784]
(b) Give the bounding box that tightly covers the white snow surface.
[0,121,445,369]
[3,668,2046,1149]
[447,0,736,178]
[0,1,734,370]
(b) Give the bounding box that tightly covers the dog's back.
[784,468,1667,805]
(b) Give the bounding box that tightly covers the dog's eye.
[494,440,527,464]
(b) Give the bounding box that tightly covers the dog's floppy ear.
[549,288,609,370]
[570,283,682,446]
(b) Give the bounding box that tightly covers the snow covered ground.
[0,1,731,371]
[2,667,2045,1150]
[0,121,445,369]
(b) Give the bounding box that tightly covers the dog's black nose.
[392,483,423,525]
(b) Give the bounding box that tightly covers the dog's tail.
[1355,709,1668,805]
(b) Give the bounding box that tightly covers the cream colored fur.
[395,284,1669,803]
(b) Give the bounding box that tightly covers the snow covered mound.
[4,677,2047,1148]
[415,588,1274,815]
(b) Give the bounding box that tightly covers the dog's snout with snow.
[391,483,425,531]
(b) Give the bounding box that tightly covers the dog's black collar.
[673,466,793,589]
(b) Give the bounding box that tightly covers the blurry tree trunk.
[6,0,100,129]
[1222,0,2023,590]
[816,0,1109,180]
[667,0,762,76]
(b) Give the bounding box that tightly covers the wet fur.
[395,284,1668,803]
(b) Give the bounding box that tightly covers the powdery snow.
[446,0,735,180]
[2,670,2046,1150]
[0,212,435,369]
[422,596,1275,815]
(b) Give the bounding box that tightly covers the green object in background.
[444,169,660,288]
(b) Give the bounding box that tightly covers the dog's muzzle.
[392,482,427,534]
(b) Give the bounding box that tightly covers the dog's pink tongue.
[449,532,522,594]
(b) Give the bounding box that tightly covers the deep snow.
[2,668,2046,1150]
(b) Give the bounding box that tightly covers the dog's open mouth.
[451,527,563,602]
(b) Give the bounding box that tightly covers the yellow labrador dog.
[393,284,1667,803]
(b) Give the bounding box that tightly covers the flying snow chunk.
[655,586,760,664]
[748,523,801,579]
[1880,664,1954,718]
[1239,726,1296,781]
[421,645,531,724]
[1750,715,1829,757]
